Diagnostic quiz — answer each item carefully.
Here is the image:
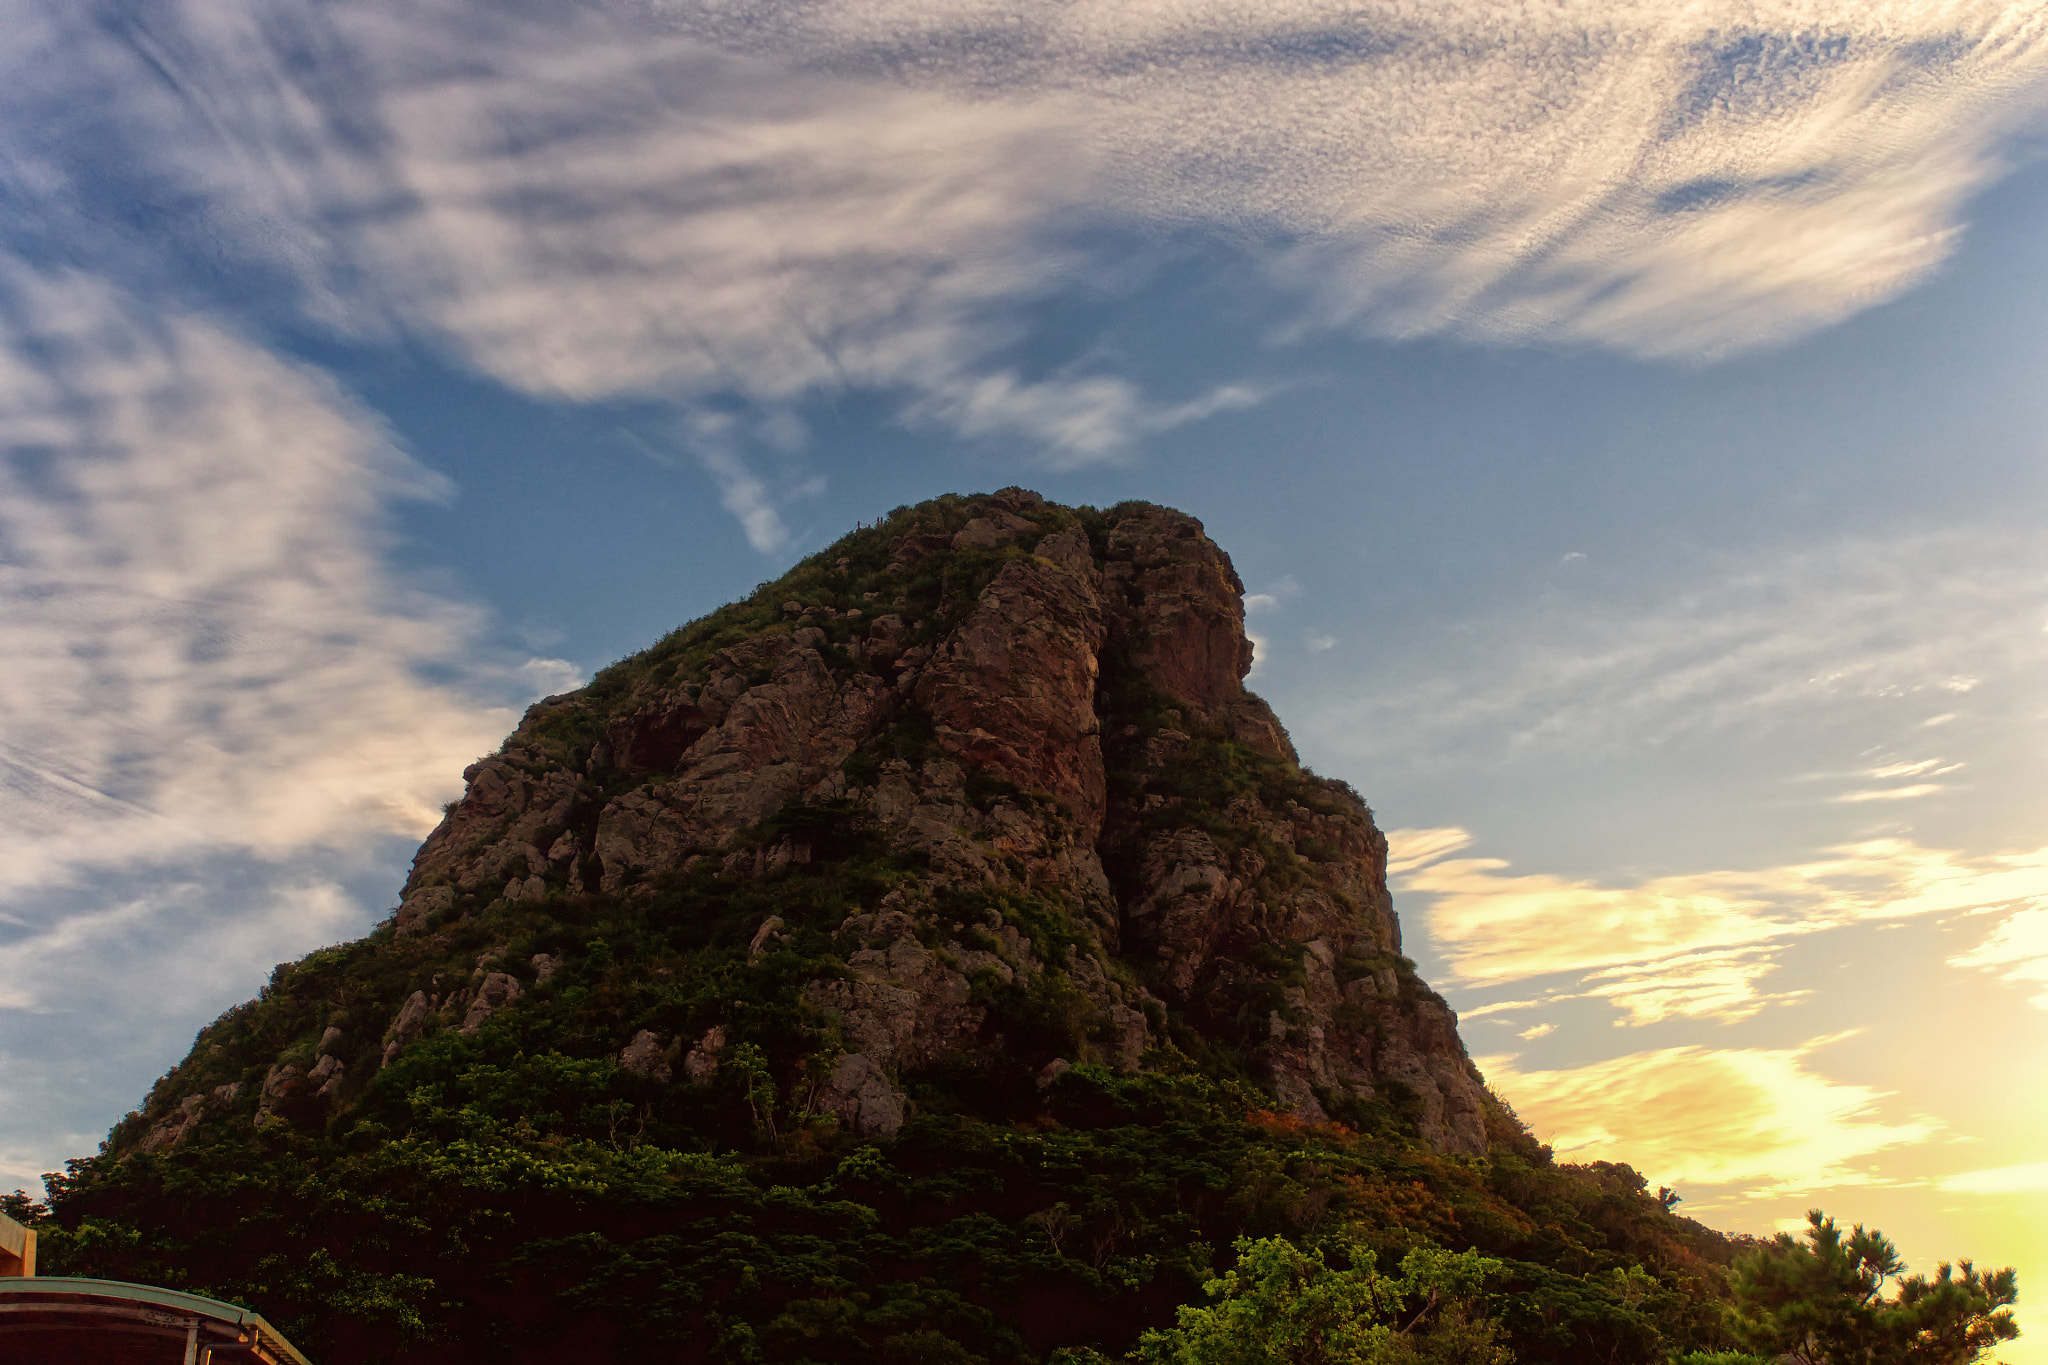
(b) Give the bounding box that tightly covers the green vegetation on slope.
[17,1067,1745,1363]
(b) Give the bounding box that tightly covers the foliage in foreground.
[14,1064,1746,1364]
[1727,1211,2018,1365]
[1125,1235,1511,1365]
[1085,1210,2025,1365]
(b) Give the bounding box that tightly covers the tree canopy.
[1127,1235,1511,1365]
[1729,1210,2018,1365]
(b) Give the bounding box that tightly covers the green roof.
[0,1276,312,1364]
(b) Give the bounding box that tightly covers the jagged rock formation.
[371,489,1483,1153]
[121,489,1489,1158]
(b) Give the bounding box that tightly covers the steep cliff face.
[336,489,1486,1155]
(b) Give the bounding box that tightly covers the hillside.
[25,490,1744,1362]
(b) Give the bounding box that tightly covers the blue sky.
[4,0,2048,1350]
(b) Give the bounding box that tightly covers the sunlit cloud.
[1406,835,2048,1022]
[1516,1022,1556,1041]
[1386,826,1476,876]
[1937,1161,2048,1194]
[1455,998,1550,1019]
[1869,758,1949,779]
[1949,904,2048,1008]
[1583,948,1807,1027]
[1834,782,1950,802]
[1481,1037,1939,1192]
[1410,857,1807,992]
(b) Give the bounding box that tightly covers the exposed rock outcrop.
[682,1026,727,1083]
[381,989,432,1068]
[619,1030,672,1082]
[135,1083,241,1154]
[459,973,522,1035]
[255,1063,307,1127]
[122,491,1490,1158]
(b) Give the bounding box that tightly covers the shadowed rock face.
[125,490,1490,1159]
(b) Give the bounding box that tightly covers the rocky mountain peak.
[120,490,1487,1163]
[332,489,1481,1155]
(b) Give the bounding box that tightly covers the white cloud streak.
[1833,782,1951,802]
[1949,903,2048,1008]
[1308,529,2048,766]
[1869,758,1949,778]
[7,0,2045,489]
[1482,1037,1938,1192]
[1937,1160,2048,1194]
[0,260,518,893]
[662,0,2048,358]
[1407,831,2048,1023]
[0,259,555,1186]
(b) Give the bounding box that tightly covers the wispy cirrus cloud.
[1949,904,2048,1008]
[1,0,1244,485]
[0,260,530,894]
[1937,1161,2048,1194]
[1396,827,2048,1023]
[8,0,2048,494]
[1480,1036,1939,1194]
[1310,529,2048,769]
[668,0,2048,358]
[0,257,577,1185]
